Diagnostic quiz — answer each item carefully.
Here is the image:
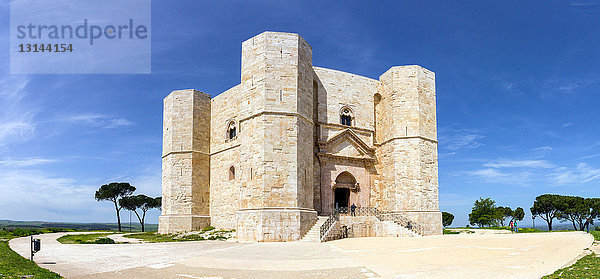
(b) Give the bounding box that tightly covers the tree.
[154,196,162,211]
[119,195,161,232]
[557,196,592,231]
[496,206,513,226]
[591,198,600,220]
[469,198,501,227]
[442,212,454,227]
[530,194,564,231]
[512,207,525,222]
[95,182,136,232]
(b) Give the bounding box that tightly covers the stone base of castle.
[236,208,318,242]
[399,211,443,236]
[158,214,211,234]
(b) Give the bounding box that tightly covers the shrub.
[94,237,115,244]
[202,226,215,232]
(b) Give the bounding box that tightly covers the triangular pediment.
[318,129,375,162]
[330,140,364,157]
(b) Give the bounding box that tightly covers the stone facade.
[159,31,442,240]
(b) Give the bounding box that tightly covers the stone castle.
[158,31,442,241]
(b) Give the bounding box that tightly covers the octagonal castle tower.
[159,31,442,241]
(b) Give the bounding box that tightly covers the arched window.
[227,121,237,140]
[340,107,353,126]
[229,166,235,180]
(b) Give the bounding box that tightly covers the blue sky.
[0,0,599,227]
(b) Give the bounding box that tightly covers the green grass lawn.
[122,232,196,242]
[124,227,234,242]
[56,233,115,244]
[0,241,61,279]
[543,252,600,278]
[591,230,600,241]
[442,229,460,234]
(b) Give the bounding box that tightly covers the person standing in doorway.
[350,203,357,217]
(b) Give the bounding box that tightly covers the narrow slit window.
[229,166,235,180]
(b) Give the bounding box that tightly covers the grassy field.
[56,233,116,244]
[0,241,62,279]
[442,229,460,234]
[0,220,157,232]
[0,229,63,279]
[124,227,234,242]
[591,230,600,241]
[542,252,600,278]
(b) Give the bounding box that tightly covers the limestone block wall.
[313,67,378,145]
[378,66,437,140]
[313,67,379,133]
[236,208,317,242]
[238,32,314,207]
[374,138,439,212]
[209,85,243,229]
[235,32,317,241]
[402,211,443,236]
[372,65,441,235]
[159,89,211,233]
[337,216,416,238]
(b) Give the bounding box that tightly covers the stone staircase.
[300,216,329,242]
[378,220,420,237]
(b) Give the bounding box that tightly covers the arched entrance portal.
[334,171,357,209]
[334,188,350,209]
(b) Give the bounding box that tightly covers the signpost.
[30,236,41,261]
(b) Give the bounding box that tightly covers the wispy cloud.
[439,192,477,207]
[467,168,533,185]
[569,0,600,15]
[483,159,555,169]
[59,113,133,128]
[540,77,597,99]
[468,156,600,186]
[0,167,98,220]
[0,76,36,148]
[0,158,57,167]
[580,153,600,160]
[550,163,600,185]
[439,128,484,152]
[532,146,552,152]
[561,123,573,128]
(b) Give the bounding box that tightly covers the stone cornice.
[210,143,241,156]
[375,136,438,147]
[162,150,209,158]
[239,111,314,126]
[317,153,376,164]
[236,207,317,213]
[318,122,374,134]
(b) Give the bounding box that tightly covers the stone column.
[158,89,211,233]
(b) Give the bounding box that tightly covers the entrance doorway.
[334,188,350,209]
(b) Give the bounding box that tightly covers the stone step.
[299,216,330,242]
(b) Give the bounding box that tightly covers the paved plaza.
[9,231,594,279]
